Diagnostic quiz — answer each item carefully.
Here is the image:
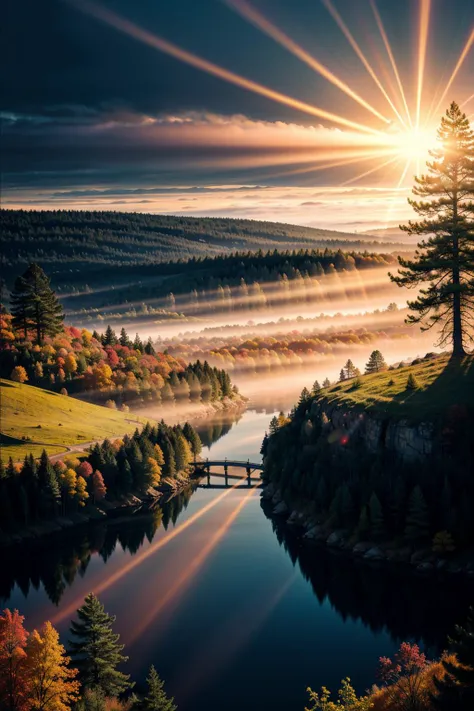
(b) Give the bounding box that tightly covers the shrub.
[105,399,117,409]
[119,403,130,413]
[60,387,68,396]
[432,530,455,555]
[351,377,362,390]
[10,366,28,383]
[406,373,420,390]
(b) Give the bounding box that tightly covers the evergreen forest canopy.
[0,210,401,310]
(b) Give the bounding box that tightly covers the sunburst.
[66,0,473,190]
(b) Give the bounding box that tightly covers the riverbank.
[0,472,198,550]
[261,482,474,578]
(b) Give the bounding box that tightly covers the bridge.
[192,459,264,489]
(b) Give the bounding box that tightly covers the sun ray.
[369,0,413,128]
[415,0,431,130]
[66,0,382,136]
[430,28,474,123]
[461,92,474,109]
[341,155,400,186]
[50,474,251,626]
[272,148,398,179]
[223,0,390,123]
[127,483,260,644]
[397,157,411,188]
[320,0,408,128]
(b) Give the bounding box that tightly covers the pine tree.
[69,593,132,696]
[369,492,385,540]
[344,359,358,379]
[432,607,474,709]
[365,350,387,374]
[182,422,202,459]
[136,666,176,711]
[339,369,346,383]
[10,264,64,344]
[322,378,331,388]
[405,485,430,542]
[390,102,474,356]
[119,327,130,347]
[312,380,321,395]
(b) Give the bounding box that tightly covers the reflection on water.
[1,408,472,711]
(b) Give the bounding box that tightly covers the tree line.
[0,420,202,533]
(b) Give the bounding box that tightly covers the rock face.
[312,400,436,462]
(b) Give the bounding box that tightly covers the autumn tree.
[378,642,430,711]
[10,264,64,344]
[10,366,28,383]
[0,609,30,711]
[390,102,474,357]
[69,593,132,696]
[92,471,107,503]
[26,621,80,711]
[365,350,387,374]
[432,607,474,709]
[306,677,373,710]
[135,666,176,711]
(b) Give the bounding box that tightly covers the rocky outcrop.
[311,399,436,462]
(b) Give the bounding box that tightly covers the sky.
[2,0,473,231]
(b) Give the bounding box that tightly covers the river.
[2,405,473,710]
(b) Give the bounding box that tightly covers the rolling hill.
[0,379,147,462]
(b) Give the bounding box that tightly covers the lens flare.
[415,0,431,129]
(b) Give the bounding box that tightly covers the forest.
[0,419,202,533]
[262,353,474,551]
[0,311,237,410]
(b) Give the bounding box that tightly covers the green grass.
[320,354,474,421]
[0,380,148,462]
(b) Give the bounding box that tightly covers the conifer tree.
[10,264,64,344]
[182,423,202,459]
[69,593,132,696]
[365,350,387,374]
[390,102,474,356]
[369,492,385,540]
[136,666,176,711]
[432,607,474,709]
[405,485,430,542]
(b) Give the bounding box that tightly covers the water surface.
[2,407,471,710]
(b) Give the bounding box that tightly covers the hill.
[320,354,474,420]
[0,209,403,288]
[0,379,147,462]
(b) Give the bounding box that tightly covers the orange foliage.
[370,656,454,710]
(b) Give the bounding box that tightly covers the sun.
[390,126,436,162]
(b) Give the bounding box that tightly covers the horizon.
[2,0,473,231]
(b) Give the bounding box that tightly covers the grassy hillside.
[0,380,147,462]
[320,354,474,420]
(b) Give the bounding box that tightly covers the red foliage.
[76,461,93,479]
[0,609,30,711]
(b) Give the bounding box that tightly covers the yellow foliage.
[26,621,80,711]
[370,657,454,710]
[61,469,77,499]
[146,457,161,487]
[75,476,89,507]
[64,354,77,375]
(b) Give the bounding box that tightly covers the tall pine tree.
[10,264,63,344]
[69,593,132,696]
[390,102,474,356]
